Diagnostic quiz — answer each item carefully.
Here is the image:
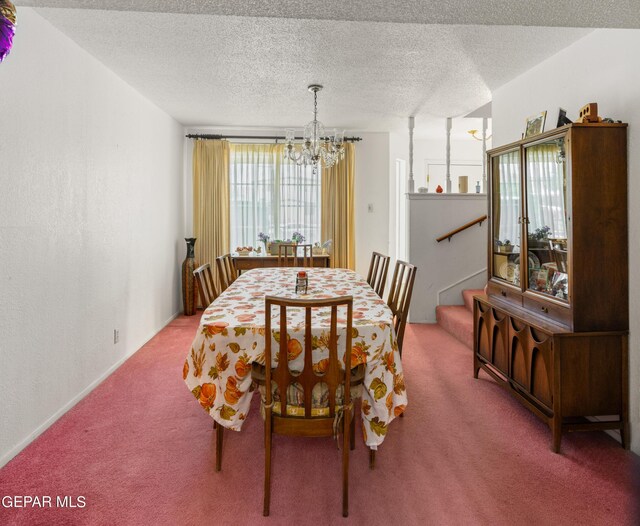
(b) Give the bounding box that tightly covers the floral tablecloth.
[183,267,407,448]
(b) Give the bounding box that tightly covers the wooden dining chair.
[216,254,237,292]
[252,295,354,517]
[387,259,418,357]
[278,243,312,267]
[193,263,218,308]
[193,263,223,469]
[366,259,417,470]
[548,238,568,273]
[366,251,390,298]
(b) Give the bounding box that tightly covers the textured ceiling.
[19,2,611,135]
[19,1,640,28]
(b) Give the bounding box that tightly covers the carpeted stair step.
[436,304,474,349]
[462,288,485,313]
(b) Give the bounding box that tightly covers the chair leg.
[215,423,224,472]
[263,414,272,517]
[349,410,356,450]
[369,448,376,470]
[343,409,350,518]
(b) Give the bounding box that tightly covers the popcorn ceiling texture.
[31,6,591,129]
[17,0,640,28]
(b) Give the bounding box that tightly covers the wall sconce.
[467,129,492,141]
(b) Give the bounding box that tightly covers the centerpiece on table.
[291,231,305,244]
[258,232,270,253]
[235,245,253,256]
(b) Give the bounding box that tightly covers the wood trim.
[436,215,487,243]
[487,122,627,156]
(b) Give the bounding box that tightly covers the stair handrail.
[436,215,487,243]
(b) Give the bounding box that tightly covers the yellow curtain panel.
[321,142,356,270]
[193,140,230,293]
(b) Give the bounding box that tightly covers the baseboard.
[0,310,181,469]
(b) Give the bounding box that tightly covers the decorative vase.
[182,238,197,316]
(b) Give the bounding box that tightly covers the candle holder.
[295,271,308,295]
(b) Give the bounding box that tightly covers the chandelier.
[0,0,17,63]
[284,84,345,169]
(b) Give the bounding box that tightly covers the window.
[229,144,321,249]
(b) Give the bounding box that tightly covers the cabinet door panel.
[524,137,570,302]
[509,323,530,391]
[475,302,492,363]
[528,327,553,409]
[491,311,509,374]
[491,149,522,286]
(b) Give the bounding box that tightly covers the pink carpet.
[1,316,638,525]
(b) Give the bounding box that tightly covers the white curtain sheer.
[496,150,521,245]
[525,144,568,238]
[229,144,321,249]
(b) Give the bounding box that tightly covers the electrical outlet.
[114,329,119,344]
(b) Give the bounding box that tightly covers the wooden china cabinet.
[473,123,629,453]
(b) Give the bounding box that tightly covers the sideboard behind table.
[233,253,330,274]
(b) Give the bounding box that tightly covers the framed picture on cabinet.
[524,111,547,138]
[556,108,572,128]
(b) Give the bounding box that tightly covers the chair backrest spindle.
[193,263,218,308]
[278,243,312,267]
[366,252,390,298]
[386,260,417,355]
[216,254,237,292]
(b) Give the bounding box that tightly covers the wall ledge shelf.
[407,193,487,200]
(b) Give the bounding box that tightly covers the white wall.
[407,194,487,323]
[0,9,184,466]
[354,132,390,277]
[492,28,640,454]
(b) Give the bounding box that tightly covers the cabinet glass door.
[491,150,521,285]
[524,137,569,301]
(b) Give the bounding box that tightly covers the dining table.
[183,267,407,449]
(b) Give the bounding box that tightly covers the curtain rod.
[185,133,362,142]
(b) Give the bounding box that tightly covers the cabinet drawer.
[522,295,571,327]
[487,281,521,306]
